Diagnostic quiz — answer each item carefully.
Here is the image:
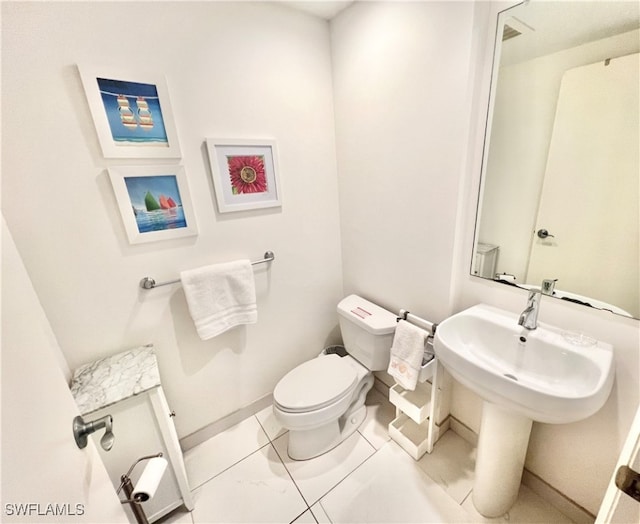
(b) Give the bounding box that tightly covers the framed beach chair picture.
[78,65,182,158]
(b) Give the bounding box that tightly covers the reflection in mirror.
[473,1,640,319]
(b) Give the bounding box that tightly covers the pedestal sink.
[434,304,615,517]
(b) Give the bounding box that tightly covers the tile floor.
[159,389,575,524]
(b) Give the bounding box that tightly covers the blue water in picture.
[136,207,187,233]
[97,77,169,146]
[123,175,187,234]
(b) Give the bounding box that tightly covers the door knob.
[537,229,555,239]
[615,464,640,502]
[73,414,115,451]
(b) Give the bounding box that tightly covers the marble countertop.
[70,344,161,415]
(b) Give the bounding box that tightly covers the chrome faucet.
[518,289,541,330]
[541,278,557,296]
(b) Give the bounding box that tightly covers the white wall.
[332,0,640,515]
[1,1,344,439]
[331,1,476,323]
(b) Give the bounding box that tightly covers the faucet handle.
[542,279,557,295]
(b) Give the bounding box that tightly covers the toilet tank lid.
[337,295,397,335]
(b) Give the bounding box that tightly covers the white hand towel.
[181,259,257,340]
[387,320,428,391]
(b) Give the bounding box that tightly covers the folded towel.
[181,259,257,340]
[387,320,428,391]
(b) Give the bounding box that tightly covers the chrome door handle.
[615,464,640,502]
[537,229,555,239]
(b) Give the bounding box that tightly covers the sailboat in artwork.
[144,191,161,211]
[159,195,177,209]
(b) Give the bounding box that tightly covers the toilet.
[273,294,397,460]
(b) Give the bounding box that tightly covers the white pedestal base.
[472,401,533,517]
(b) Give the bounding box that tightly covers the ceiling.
[282,1,354,20]
[501,1,640,65]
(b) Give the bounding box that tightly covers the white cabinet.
[70,345,193,523]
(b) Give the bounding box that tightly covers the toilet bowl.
[273,295,397,460]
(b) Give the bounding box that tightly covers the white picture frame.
[205,138,282,213]
[78,64,182,158]
[108,165,198,244]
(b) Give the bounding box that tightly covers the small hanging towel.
[387,320,428,391]
[181,259,257,340]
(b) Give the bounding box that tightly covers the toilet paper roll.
[133,457,168,502]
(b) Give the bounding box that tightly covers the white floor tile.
[255,404,288,441]
[179,411,578,524]
[273,431,376,506]
[310,502,331,523]
[156,507,194,524]
[291,509,318,523]
[358,388,396,449]
[319,441,472,523]
[184,416,269,489]
[190,444,307,524]
[461,484,575,523]
[417,428,476,504]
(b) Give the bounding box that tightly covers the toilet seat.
[274,354,358,413]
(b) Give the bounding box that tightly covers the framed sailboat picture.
[108,165,197,244]
[78,65,181,158]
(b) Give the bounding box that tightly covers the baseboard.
[521,469,595,524]
[448,415,594,523]
[182,376,390,451]
[179,394,274,452]
[372,375,391,397]
[449,415,478,446]
[435,414,451,438]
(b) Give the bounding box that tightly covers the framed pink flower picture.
[205,138,281,213]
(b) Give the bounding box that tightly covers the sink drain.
[504,373,518,381]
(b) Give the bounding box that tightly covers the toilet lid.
[274,355,358,412]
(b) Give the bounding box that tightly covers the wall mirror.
[473,1,640,319]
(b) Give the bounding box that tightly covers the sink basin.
[434,303,614,424]
[434,303,615,517]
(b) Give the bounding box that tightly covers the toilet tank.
[337,295,397,371]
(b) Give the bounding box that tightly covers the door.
[1,218,128,523]
[526,53,639,317]
[596,405,640,523]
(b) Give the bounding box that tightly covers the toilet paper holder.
[117,452,167,524]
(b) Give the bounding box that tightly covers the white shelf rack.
[388,355,441,460]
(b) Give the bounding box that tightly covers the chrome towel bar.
[397,309,437,336]
[139,251,275,290]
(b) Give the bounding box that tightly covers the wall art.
[205,138,281,213]
[108,165,197,244]
[78,65,181,158]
